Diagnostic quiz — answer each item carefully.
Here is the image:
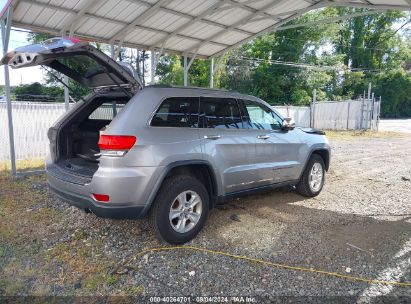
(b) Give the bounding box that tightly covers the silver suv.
[3,39,330,244]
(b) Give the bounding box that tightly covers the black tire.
[149,175,209,244]
[296,154,325,197]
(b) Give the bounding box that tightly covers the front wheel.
[296,154,325,197]
[150,175,209,244]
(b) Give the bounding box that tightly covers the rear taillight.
[98,135,136,157]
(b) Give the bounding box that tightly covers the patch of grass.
[46,243,71,262]
[128,285,144,296]
[74,229,88,241]
[83,271,117,291]
[0,158,45,173]
[78,246,92,258]
[325,130,405,140]
[106,275,118,286]
[3,280,25,295]
[0,226,18,241]
[31,207,62,222]
[0,206,5,217]
[84,275,104,291]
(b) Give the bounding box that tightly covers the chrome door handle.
[257,135,270,140]
[204,135,221,140]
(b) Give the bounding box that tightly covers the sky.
[0,28,45,86]
[0,0,43,86]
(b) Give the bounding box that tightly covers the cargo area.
[49,94,130,180]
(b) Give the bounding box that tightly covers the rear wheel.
[150,175,209,244]
[296,154,325,197]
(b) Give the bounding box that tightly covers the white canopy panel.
[5,0,411,58]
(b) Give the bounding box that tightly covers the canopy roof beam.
[109,0,172,45]
[10,21,210,59]
[60,0,102,36]
[120,0,262,36]
[224,0,280,21]
[149,1,228,49]
[185,0,294,54]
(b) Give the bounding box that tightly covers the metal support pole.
[366,83,372,129]
[112,100,117,117]
[184,54,188,87]
[150,49,155,85]
[64,76,69,111]
[311,89,316,128]
[367,82,372,101]
[360,92,365,129]
[371,92,375,130]
[1,6,16,175]
[110,44,115,58]
[210,58,214,88]
[377,97,381,132]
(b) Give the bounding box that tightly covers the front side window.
[200,97,243,129]
[240,99,282,130]
[151,97,200,128]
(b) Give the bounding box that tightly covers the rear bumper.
[48,182,145,219]
[47,172,147,219]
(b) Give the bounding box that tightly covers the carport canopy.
[1,0,411,175]
[3,0,411,59]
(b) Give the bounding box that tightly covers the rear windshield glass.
[57,55,106,79]
[151,97,200,128]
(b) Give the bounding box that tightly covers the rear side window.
[200,97,243,129]
[151,97,200,128]
[89,101,124,120]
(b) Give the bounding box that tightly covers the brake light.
[98,135,136,156]
[93,193,109,203]
[65,37,81,44]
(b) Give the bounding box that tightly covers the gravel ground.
[379,119,411,134]
[1,133,411,302]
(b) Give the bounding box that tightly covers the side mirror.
[281,117,295,130]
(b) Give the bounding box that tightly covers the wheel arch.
[143,160,219,216]
[312,149,330,171]
[299,147,330,181]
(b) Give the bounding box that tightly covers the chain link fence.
[1,98,381,161]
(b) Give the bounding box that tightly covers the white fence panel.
[0,99,381,161]
[0,102,66,161]
[313,100,362,130]
[274,106,311,127]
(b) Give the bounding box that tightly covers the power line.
[226,56,387,72]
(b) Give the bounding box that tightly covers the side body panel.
[247,128,307,186]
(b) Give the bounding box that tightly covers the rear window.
[151,97,200,128]
[200,97,243,129]
[57,55,104,79]
[89,101,124,120]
